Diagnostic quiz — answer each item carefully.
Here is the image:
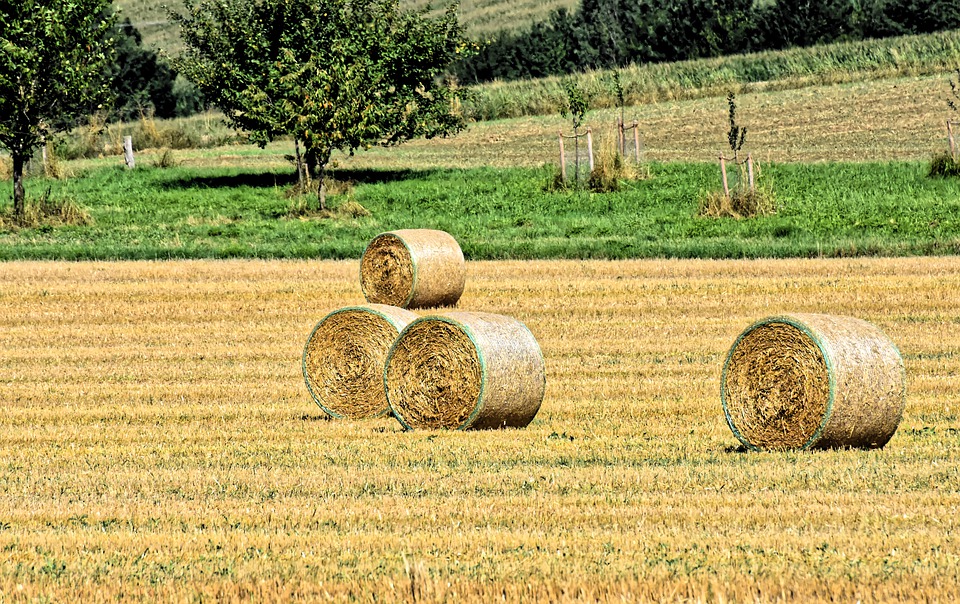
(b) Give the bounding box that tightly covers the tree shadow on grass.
[159,168,438,190]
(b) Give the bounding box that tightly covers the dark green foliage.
[455,0,960,83]
[949,68,960,113]
[172,0,471,210]
[104,19,205,121]
[0,0,116,220]
[561,80,588,131]
[107,18,178,120]
[726,92,746,157]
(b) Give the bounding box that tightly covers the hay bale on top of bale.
[385,311,546,430]
[303,304,417,419]
[360,229,465,309]
[721,313,905,451]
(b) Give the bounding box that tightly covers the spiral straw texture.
[360,229,465,309]
[385,311,546,430]
[302,304,417,419]
[722,313,906,451]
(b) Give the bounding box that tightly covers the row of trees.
[455,0,960,82]
[0,0,471,218]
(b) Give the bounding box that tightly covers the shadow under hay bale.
[721,313,906,451]
[360,229,465,309]
[302,304,418,419]
[385,311,546,430]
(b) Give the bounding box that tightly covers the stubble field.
[1,257,958,601]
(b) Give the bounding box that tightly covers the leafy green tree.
[173,0,471,209]
[0,0,116,221]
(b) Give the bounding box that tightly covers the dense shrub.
[455,0,960,83]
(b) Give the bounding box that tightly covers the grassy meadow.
[4,70,960,261]
[1,257,959,601]
[3,160,960,260]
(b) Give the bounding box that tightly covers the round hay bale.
[721,313,906,451]
[385,311,546,430]
[360,229,465,309]
[302,304,418,419]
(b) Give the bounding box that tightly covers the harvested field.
[1,258,959,601]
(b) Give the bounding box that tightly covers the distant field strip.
[1,258,959,600]
[467,30,960,120]
[115,0,576,52]
[53,70,960,175]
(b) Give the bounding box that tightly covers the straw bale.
[722,313,905,451]
[360,229,465,309]
[302,304,417,419]
[385,311,546,430]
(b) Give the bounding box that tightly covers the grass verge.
[1,161,959,260]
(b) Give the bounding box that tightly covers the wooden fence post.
[632,121,641,164]
[617,118,625,157]
[719,154,730,198]
[558,131,566,182]
[586,128,594,173]
[747,153,755,193]
[123,136,135,169]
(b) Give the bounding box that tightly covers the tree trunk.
[12,153,26,222]
[294,139,305,187]
[317,161,327,212]
[305,149,318,183]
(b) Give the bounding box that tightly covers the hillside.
[112,0,577,53]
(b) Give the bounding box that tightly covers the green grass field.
[2,161,960,260]
[4,56,960,261]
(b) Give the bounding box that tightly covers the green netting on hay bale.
[384,311,546,430]
[302,304,418,419]
[722,313,906,451]
[360,229,465,309]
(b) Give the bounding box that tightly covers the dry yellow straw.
[360,229,465,309]
[385,311,546,430]
[302,304,417,419]
[722,313,906,451]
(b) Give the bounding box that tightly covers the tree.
[173,0,471,210]
[0,0,116,221]
[108,18,179,121]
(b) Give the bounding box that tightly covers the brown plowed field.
[1,258,958,601]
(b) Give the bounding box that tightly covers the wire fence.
[557,128,594,183]
[617,118,644,164]
[718,152,755,197]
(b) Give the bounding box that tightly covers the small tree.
[930,69,960,177]
[949,68,960,113]
[0,0,116,221]
[701,91,774,217]
[727,91,747,162]
[173,0,471,210]
[560,78,589,183]
[947,68,960,160]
